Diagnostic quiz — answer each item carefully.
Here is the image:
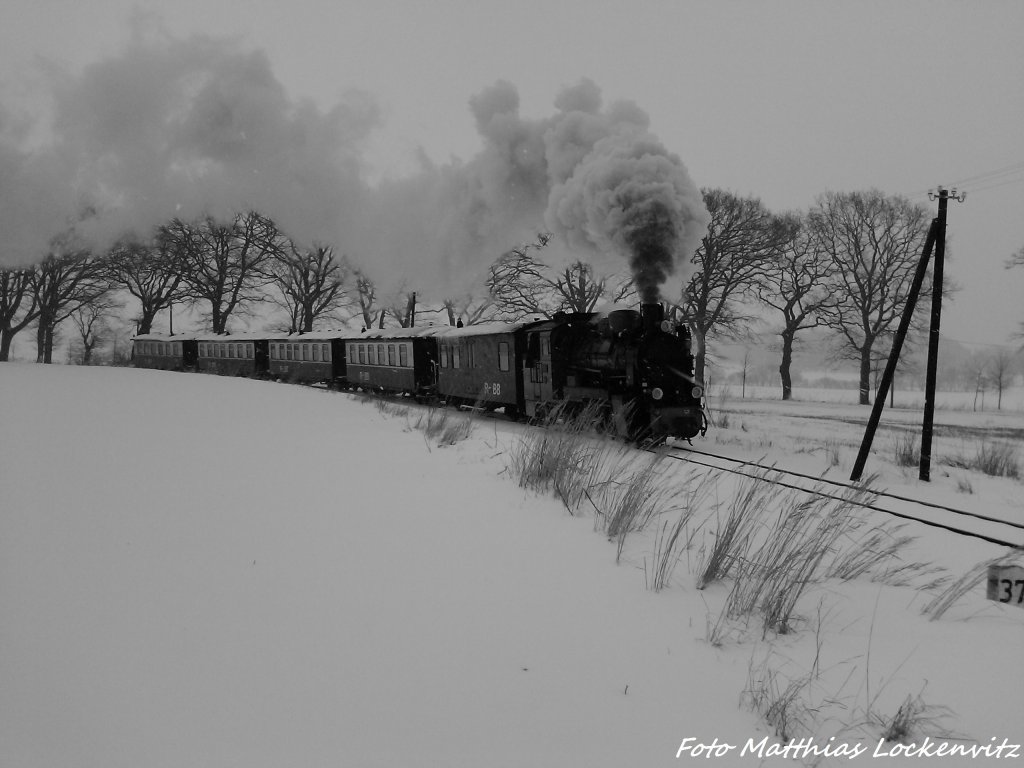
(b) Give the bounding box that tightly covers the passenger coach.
[194,333,270,377]
[436,319,540,417]
[346,325,449,398]
[132,333,198,370]
[267,331,348,385]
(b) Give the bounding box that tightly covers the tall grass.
[694,474,765,589]
[742,653,816,743]
[508,401,613,512]
[415,406,473,445]
[696,477,923,637]
[942,440,1020,479]
[892,433,918,467]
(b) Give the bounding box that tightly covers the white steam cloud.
[0,23,708,306]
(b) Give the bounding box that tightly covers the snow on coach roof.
[440,318,545,338]
[131,316,561,346]
[132,332,202,342]
[356,325,453,341]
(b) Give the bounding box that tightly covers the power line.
[904,160,1024,199]
[949,160,1024,188]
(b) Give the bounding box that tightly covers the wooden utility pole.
[919,187,965,481]
[850,186,964,483]
[851,219,938,482]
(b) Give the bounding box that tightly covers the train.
[131,302,707,444]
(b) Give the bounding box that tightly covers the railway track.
[663,444,1024,550]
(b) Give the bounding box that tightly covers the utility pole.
[850,185,964,483]
[851,219,938,482]
[919,187,965,481]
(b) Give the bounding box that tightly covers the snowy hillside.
[1,363,1021,767]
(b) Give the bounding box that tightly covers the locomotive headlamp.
[651,387,664,401]
[691,385,704,399]
[660,320,673,333]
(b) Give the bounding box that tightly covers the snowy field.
[2,363,1022,767]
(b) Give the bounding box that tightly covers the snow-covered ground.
[2,363,1022,767]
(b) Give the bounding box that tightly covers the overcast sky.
[2,0,1022,345]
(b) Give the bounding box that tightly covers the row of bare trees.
[5,188,1007,408]
[680,188,939,404]
[1,211,359,363]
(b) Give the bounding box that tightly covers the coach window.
[399,344,409,367]
[359,344,366,364]
[452,344,460,369]
[499,342,510,372]
[322,344,331,362]
[388,344,396,366]
[312,344,320,362]
[377,344,385,365]
[440,344,448,368]
[369,344,377,365]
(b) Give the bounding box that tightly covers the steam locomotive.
[132,302,706,444]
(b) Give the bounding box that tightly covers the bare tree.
[107,233,187,335]
[383,288,418,328]
[488,235,635,320]
[269,243,349,332]
[352,269,385,330]
[682,189,793,385]
[441,292,495,326]
[0,266,39,361]
[29,241,113,363]
[68,295,122,365]
[487,245,550,319]
[164,211,286,333]
[755,215,834,400]
[552,260,635,313]
[988,347,1016,411]
[808,190,932,405]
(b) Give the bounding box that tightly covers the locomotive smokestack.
[640,302,664,334]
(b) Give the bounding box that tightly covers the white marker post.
[987,565,1024,608]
